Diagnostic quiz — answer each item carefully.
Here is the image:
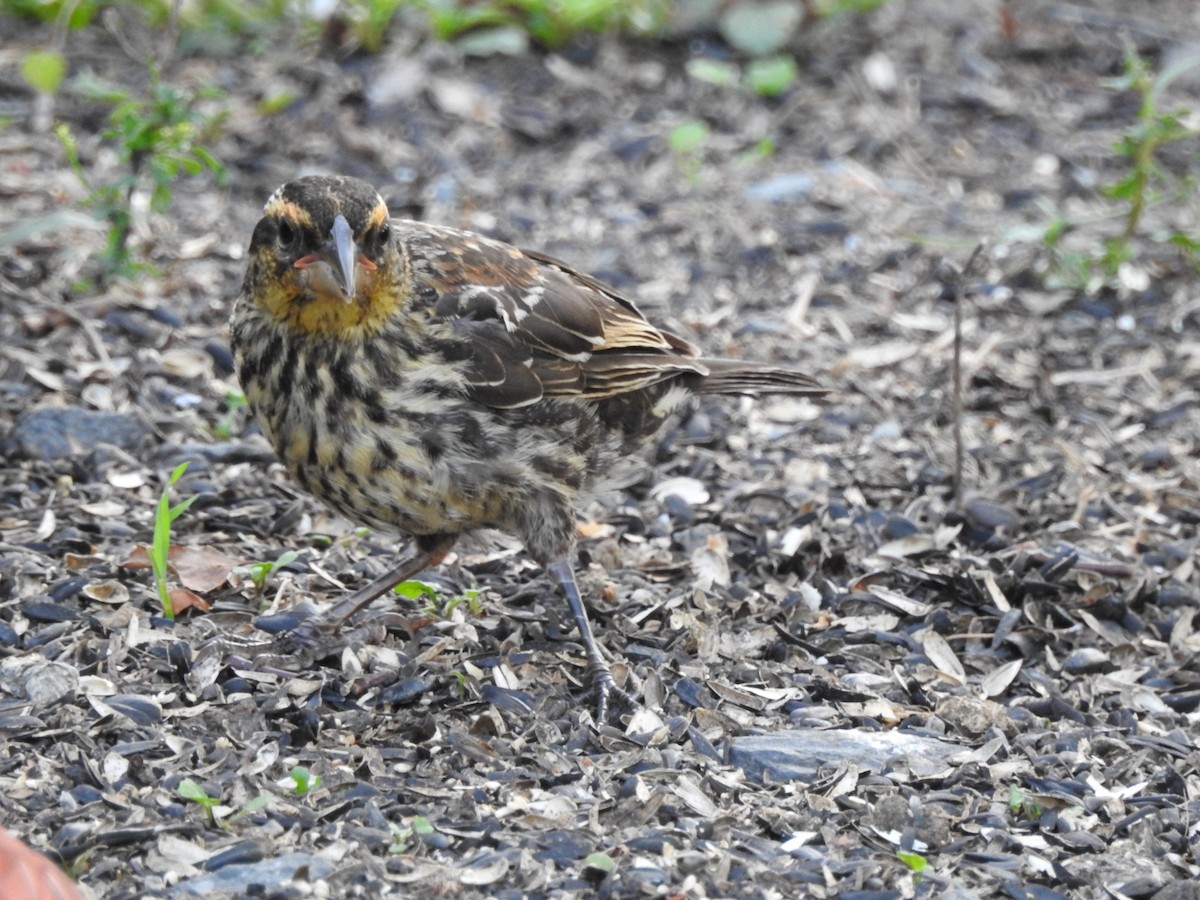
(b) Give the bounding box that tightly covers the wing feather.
[406,222,708,409]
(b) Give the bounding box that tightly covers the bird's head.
[242,175,405,335]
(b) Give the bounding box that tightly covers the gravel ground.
[2,1,1200,896]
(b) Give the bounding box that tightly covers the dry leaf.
[169,545,240,593]
[168,586,212,615]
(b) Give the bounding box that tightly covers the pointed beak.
[329,213,356,300]
[292,213,359,304]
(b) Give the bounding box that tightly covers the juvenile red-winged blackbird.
[230,175,825,719]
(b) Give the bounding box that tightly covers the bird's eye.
[378,222,390,244]
[277,220,297,250]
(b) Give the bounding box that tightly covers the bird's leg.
[298,533,459,638]
[204,533,460,669]
[545,555,635,722]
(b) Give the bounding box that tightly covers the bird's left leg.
[545,555,636,723]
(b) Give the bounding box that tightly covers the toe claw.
[588,662,635,723]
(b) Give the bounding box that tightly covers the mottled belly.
[271,414,505,537]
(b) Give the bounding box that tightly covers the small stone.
[4,407,151,462]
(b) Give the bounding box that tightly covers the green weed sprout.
[289,765,323,796]
[151,462,197,619]
[178,778,220,824]
[394,580,482,617]
[235,549,301,594]
[669,120,710,182]
[57,66,225,278]
[211,391,248,440]
[1100,45,1200,272]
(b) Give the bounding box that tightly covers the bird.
[229,174,825,720]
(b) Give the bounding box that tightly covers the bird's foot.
[588,658,638,724]
[196,609,348,674]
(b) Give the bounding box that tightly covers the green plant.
[389,815,435,854]
[745,55,797,96]
[584,852,616,875]
[814,0,892,14]
[178,778,220,823]
[227,794,272,823]
[393,580,483,618]
[896,850,927,873]
[687,55,797,98]
[736,136,776,167]
[289,765,323,796]
[57,66,225,277]
[668,119,709,182]
[420,0,667,49]
[211,390,248,440]
[19,49,67,95]
[1007,783,1043,820]
[150,461,197,619]
[1103,47,1199,247]
[234,549,301,593]
[338,0,406,52]
[4,0,101,28]
[1019,47,1200,288]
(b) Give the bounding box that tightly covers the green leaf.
[897,850,927,872]
[1007,784,1024,814]
[169,494,198,523]
[719,0,803,57]
[1101,174,1140,201]
[410,816,435,835]
[20,50,67,95]
[669,120,709,154]
[1168,232,1200,253]
[584,852,616,873]
[686,58,740,88]
[746,55,798,97]
[290,765,322,795]
[257,92,296,116]
[393,580,439,600]
[178,778,215,806]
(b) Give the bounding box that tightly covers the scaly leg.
[545,555,635,722]
[300,533,458,637]
[200,534,458,670]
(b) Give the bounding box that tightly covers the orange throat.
[262,268,402,338]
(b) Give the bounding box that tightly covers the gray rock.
[729,729,961,783]
[4,406,151,461]
[171,853,335,897]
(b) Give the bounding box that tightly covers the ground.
[2,0,1200,897]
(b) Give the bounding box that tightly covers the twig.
[952,242,987,508]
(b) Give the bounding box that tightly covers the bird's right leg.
[200,533,457,668]
[545,555,636,723]
[309,532,459,633]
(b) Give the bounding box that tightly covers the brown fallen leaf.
[168,586,212,616]
[168,545,241,593]
[119,545,240,593]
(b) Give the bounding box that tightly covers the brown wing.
[401,221,706,409]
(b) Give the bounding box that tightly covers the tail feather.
[694,358,827,396]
